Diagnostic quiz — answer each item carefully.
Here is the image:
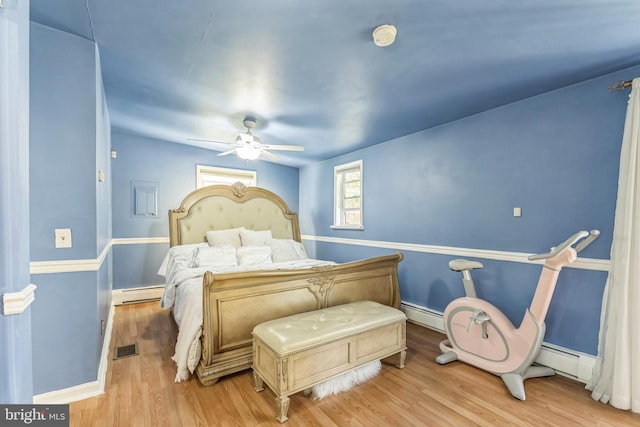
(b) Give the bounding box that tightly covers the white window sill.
[330,225,364,230]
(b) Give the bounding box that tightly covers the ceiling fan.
[188,118,304,161]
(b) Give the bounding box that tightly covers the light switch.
[513,207,522,217]
[55,228,72,248]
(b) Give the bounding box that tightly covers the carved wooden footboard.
[195,252,403,386]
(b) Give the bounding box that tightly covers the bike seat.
[449,259,484,272]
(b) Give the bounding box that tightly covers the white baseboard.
[97,304,115,393]
[33,304,115,404]
[401,301,596,384]
[111,285,165,305]
[33,381,102,405]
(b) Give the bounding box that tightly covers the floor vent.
[113,343,138,360]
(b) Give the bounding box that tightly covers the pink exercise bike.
[436,230,599,400]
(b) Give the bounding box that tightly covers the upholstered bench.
[252,300,407,423]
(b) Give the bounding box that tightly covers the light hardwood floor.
[70,302,640,426]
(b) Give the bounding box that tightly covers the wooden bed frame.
[169,182,403,385]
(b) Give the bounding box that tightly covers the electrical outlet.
[54,228,72,248]
[101,319,105,336]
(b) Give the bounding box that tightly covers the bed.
[160,182,403,386]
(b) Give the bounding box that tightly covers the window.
[196,165,257,189]
[332,160,363,229]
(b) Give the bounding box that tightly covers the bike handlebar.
[527,230,600,261]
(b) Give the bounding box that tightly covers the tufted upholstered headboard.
[168,182,300,247]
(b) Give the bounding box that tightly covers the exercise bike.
[435,230,599,400]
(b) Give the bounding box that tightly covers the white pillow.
[192,245,238,268]
[240,229,273,247]
[267,239,308,263]
[236,246,273,266]
[158,242,208,276]
[206,227,245,248]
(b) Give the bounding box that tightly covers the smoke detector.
[372,24,397,47]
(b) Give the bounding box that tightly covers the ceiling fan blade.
[260,149,280,161]
[260,144,304,152]
[187,138,235,146]
[217,148,237,157]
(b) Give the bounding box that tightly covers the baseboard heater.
[111,285,165,305]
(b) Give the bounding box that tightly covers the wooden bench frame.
[252,316,406,422]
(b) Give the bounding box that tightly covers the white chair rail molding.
[3,284,37,315]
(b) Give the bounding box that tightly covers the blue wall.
[30,25,97,262]
[110,131,299,289]
[300,66,640,355]
[30,272,99,391]
[29,23,112,395]
[0,0,33,404]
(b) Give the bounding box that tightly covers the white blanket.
[161,259,335,382]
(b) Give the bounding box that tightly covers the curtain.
[588,78,640,412]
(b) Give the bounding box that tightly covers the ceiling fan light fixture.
[191,116,304,162]
[373,24,397,47]
[236,145,261,160]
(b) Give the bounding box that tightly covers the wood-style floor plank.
[70,302,640,426]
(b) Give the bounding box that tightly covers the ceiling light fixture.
[236,144,262,160]
[188,117,304,161]
[373,24,397,47]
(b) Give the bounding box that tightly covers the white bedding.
[158,243,334,382]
